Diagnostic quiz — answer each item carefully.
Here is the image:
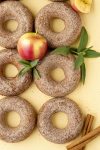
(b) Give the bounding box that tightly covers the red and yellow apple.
[70,0,92,13]
[17,33,48,60]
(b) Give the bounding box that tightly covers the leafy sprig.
[51,46,70,56]
[18,59,40,79]
[52,27,100,84]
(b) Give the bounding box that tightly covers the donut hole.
[6,111,20,128]
[4,20,18,32]
[3,64,18,78]
[50,18,65,33]
[51,112,68,129]
[50,68,65,82]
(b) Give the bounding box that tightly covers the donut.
[0,49,32,96]
[35,3,82,48]
[0,96,36,143]
[35,54,80,97]
[38,97,84,144]
[0,1,33,48]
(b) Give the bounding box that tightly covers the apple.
[70,0,92,13]
[17,32,48,60]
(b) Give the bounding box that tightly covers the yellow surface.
[0,0,100,150]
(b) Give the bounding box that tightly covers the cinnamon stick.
[80,114,94,150]
[86,116,94,133]
[67,126,100,150]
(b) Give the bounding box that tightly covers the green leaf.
[19,67,31,77]
[51,46,70,56]
[75,53,84,69]
[70,47,78,52]
[30,59,39,68]
[19,60,30,67]
[85,49,100,58]
[81,63,86,84]
[70,47,78,55]
[84,46,93,51]
[18,68,25,77]
[33,68,41,80]
[78,27,88,52]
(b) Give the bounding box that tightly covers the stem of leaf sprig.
[18,59,40,79]
[52,26,100,84]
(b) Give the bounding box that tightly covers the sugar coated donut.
[0,1,33,48]
[35,3,82,48]
[0,96,36,143]
[35,54,80,97]
[38,97,84,144]
[0,49,32,96]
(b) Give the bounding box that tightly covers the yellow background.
[0,0,100,150]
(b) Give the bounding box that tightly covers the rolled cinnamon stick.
[67,126,100,150]
[81,114,94,150]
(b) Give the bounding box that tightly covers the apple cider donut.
[0,96,36,143]
[35,54,80,97]
[38,97,84,144]
[35,3,82,48]
[0,1,33,48]
[0,49,32,96]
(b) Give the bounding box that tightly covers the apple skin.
[70,0,80,12]
[70,0,92,13]
[17,33,48,60]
